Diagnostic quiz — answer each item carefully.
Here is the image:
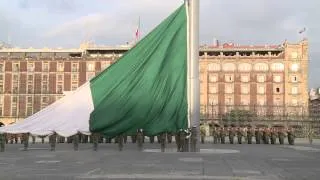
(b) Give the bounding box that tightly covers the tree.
[224,109,257,123]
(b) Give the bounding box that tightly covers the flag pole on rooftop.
[188,0,200,152]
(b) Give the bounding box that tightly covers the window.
[222,63,236,72]
[275,87,281,93]
[57,74,64,82]
[292,99,298,106]
[13,74,19,81]
[271,63,284,72]
[208,97,218,105]
[291,63,299,72]
[42,84,48,93]
[42,74,48,81]
[27,63,34,72]
[71,84,78,91]
[274,97,282,106]
[42,97,48,104]
[86,72,95,81]
[291,52,298,59]
[257,86,265,94]
[43,62,49,71]
[11,106,17,116]
[0,64,3,72]
[27,75,33,82]
[291,75,298,83]
[257,98,265,105]
[240,98,249,105]
[12,83,19,93]
[209,86,217,94]
[241,75,249,82]
[86,62,95,71]
[241,84,250,94]
[26,105,33,116]
[0,84,3,93]
[0,96,4,116]
[27,85,33,93]
[254,63,268,71]
[257,75,265,83]
[225,84,233,94]
[208,63,220,71]
[101,61,111,70]
[273,75,281,82]
[291,87,298,94]
[71,74,78,82]
[225,75,234,82]
[57,84,63,93]
[0,74,3,81]
[12,63,20,72]
[71,63,79,72]
[57,62,64,72]
[12,96,18,103]
[225,96,233,105]
[209,75,218,82]
[238,63,252,72]
[27,96,33,104]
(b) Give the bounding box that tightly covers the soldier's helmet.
[137,129,143,132]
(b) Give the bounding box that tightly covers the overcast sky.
[0,0,319,88]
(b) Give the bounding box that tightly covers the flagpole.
[189,0,200,152]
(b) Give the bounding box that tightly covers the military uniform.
[0,133,5,152]
[160,133,166,152]
[149,136,155,143]
[307,129,314,144]
[229,128,235,144]
[200,125,206,144]
[278,129,285,145]
[49,133,57,151]
[247,128,253,144]
[265,128,270,144]
[287,129,295,145]
[73,133,79,151]
[220,128,226,144]
[212,127,218,144]
[118,134,124,151]
[167,132,172,144]
[137,129,144,151]
[23,133,30,151]
[237,128,243,144]
[92,133,99,151]
[270,129,277,145]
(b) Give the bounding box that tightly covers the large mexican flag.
[89,4,188,137]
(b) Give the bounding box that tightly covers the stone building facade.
[0,40,309,124]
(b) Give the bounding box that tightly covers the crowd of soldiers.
[200,124,296,145]
[1,123,296,152]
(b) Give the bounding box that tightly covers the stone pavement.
[1,141,320,180]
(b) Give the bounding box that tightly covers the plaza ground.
[1,139,320,180]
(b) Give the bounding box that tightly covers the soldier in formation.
[247,126,253,144]
[220,127,227,144]
[200,124,206,144]
[270,128,277,145]
[175,129,185,152]
[228,127,235,144]
[0,133,5,152]
[73,133,79,151]
[287,128,295,145]
[49,132,57,151]
[237,127,243,144]
[137,129,144,151]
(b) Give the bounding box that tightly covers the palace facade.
[0,39,309,124]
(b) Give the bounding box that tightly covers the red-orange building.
[0,39,309,125]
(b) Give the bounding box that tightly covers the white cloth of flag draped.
[0,2,193,138]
